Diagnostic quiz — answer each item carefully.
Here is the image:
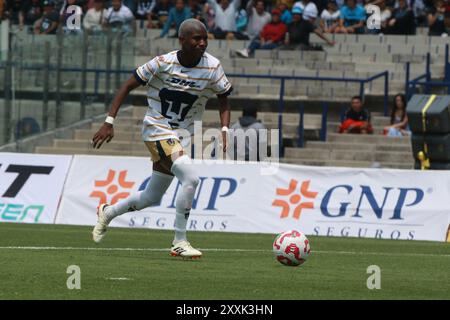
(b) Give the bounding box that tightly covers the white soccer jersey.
[134,51,232,142]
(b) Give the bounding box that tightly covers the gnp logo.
[273,179,425,220]
[0,164,53,222]
[90,170,239,211]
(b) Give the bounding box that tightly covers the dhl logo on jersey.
[167,77,201,88]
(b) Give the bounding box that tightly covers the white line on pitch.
[0,246,449,258]
[107,278,132,281]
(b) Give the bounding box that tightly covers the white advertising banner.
[0,152,72,224]
[56,155,450,242]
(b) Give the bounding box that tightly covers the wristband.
[105,116,115,125]
[221,126,229,132]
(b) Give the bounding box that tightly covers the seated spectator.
[22,0,44,29]
[383,94,411,137]
[245,0,271,40]
[135,0,155,20]
[339,96,373,134]
[229,106,268,161]
[60,0,83,33]
[383,0,416,34]
[235,9,287,58]
[281,6,335,50]
[83,0,107,33]
[334,0,366,34]
[34,0,59,34]
[203,1,216,29]
[103,0,135,35]
[207,0,242,39]
[428,0,447,35]
[159,0,191,37]
[188,0,203,21]
[236,7,248,33]
[320,0,340,33]
[4,0,23,26]
[279,0,293,24]
[148,0,172,28]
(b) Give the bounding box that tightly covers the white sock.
[105,171,174,220]
[171,155,199,244]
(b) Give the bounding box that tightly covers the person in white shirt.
[245,0,271,40]
[207,0,241,39]
[320,0,341,33]
[103,0,135,35]
[92,19,233,260]
[83,0,107,33]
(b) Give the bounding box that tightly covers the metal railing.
[405,44,450,99]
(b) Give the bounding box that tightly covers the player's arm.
[218,93,231,152]
[92,76,141,149]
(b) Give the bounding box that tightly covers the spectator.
[245,0,271,40]
[22,0,44,28]
[159,0,191,37]
[83,0,107,33]
[320,0,340,33]
[203,1,216,29]
[384,0,415,34]
[236,7,248,32]
[148,0,172,28]
[188,0,203,20]
[428,0,447,35]
[60,0,84,33]
[236,9,287,58]
[334,0,366,33]
[281,6,335,49]
[34,0,59,34]
[207,0,241,39]
[135,0,155,20]
[339,96,373,134]
[0,1,4,20]
[103,0,135,35]
[279,0,293,24]
[383,94,411,137]
[229,106,268,161]
[4,0,24,26]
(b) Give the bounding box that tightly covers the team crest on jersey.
[167,77,201,88]
[167,139,175,146]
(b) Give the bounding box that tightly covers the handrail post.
[445,44,450,94]
[320,102,328,141]
[384,71,389,116]
[359,81,364,100]
[278,77,285,158]
[298,102,304,148]
[425,52,431,94]
[405,62,410,100]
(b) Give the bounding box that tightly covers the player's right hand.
[92,123,114,149]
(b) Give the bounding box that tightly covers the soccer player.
[91,19,232,259]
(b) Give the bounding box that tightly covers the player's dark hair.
[351,95,362,102]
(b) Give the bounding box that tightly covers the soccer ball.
[273,230,311,266]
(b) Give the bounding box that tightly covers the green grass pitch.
[0,222,448,300]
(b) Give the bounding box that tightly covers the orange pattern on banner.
[89,170,135,205]
[272,179,318,220]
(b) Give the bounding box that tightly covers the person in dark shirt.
[339,96,374,134]
[281,6,335,50]
[34,0,59,34]
[148,0,172,28]
[428,0,447,36]
[5,0,24,25]
[22,0,43,27]
[384,0,416,35]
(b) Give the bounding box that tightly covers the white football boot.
[92,203,111,243]
[170,241,202,259]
